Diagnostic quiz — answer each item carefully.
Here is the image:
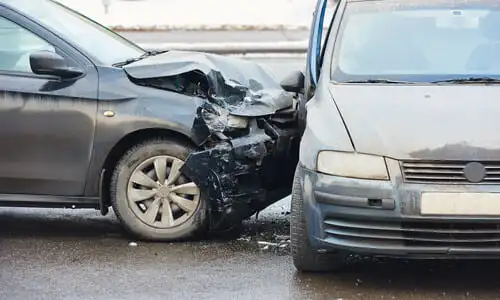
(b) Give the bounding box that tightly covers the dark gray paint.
[84,67,203,196]
[0,1,299,228]
[0,78,97,195]
[0,5,99,196]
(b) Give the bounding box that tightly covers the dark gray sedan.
[288,0,500,272]
[0,0,299,240]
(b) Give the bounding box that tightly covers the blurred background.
[54,0,337,81]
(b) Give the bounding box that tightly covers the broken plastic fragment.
[257,241,279,247]
[274,234,289,241]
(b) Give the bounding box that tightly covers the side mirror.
[30,50,84,79]
[280,70,305,94]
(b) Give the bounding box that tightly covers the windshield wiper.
[431,77,500,84]
[343,79,415,84]
[113,49,169,67]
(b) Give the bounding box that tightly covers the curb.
[138,41,309,54]
[112,26,312,32]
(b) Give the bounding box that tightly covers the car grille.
[323,218,500,248]
[401,161,500,184]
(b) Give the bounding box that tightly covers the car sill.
[0,194,100,209]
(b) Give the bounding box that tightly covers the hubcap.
[127,155,200,229]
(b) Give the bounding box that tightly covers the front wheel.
[111,138,208,241]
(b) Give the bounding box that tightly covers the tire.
[291,165,348,272]
[111,138,208,241]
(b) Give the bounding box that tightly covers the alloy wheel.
[127,155,200,229]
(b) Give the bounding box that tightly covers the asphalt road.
[3,207,500,300]
[2,32,500,300]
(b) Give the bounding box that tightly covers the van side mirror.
[30,50,84,79]
[280,70,305,94]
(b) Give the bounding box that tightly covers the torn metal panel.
[123,49,301,229]
[123,50,295,117]
[181,111,300,229]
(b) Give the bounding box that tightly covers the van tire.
[290,165,348,272]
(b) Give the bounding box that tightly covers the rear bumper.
[300,164,500,259]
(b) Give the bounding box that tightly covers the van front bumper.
[300,165,500,259]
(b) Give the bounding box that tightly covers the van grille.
[323,218,500,248]
[401,161,500,184]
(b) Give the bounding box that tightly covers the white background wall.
[56,0,334,30]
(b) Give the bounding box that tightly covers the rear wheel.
[291,165,348,272]
[111,139,207,241]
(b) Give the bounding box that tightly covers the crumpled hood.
[330,84,500,160]
[123,50,294,117]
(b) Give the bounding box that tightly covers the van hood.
[330,84,500,160]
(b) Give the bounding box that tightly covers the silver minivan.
[283,0,500,272]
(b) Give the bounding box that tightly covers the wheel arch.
[99,127,198,213]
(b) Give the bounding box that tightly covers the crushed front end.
[124,50,301,229]
[181,102,300,229]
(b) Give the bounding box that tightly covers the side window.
[0,16,55,74]
[308,0,337,85]
[318,0,340,69]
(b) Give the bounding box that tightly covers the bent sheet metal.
[123,50,300,229]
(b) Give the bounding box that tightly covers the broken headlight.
[227,114,249,129]
[201,104,249,132]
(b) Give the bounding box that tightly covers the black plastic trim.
[0,194,99,209]
[314,190,395,210]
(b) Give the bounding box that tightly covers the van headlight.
[317,151,390,180]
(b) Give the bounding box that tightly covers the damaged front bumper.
[181,106,300,230]
[124,50,302,229]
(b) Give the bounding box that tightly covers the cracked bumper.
[182,118,299,229]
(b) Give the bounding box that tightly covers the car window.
[3,0,145,66]
[309,0,336,85]
[0,16,55,74]
[331,0,500,83]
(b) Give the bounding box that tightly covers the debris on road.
[257,241,279,247]
[257,233,290,253]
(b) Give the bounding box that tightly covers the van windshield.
[331,0,500,83]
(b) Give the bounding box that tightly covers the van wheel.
[291,165,348,272]
[111,138,207,241]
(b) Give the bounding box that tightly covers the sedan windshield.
[332,0,500,83]
[4,0,145,66]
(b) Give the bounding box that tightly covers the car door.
[0,11,98,196]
